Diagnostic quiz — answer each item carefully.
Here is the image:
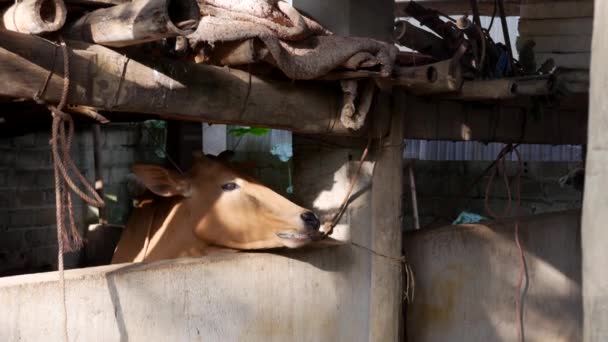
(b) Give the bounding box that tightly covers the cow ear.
[131,164,192,197]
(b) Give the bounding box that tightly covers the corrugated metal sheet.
[404,139,583,161]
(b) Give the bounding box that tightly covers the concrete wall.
[404,210,582,342]
[0,249,375,342]
[0,123,165,276]
[403,160,583,229]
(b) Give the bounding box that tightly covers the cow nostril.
[301,211,320,230]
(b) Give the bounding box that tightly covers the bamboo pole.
[0,30,358,136]
[392,58,463,95]
[64,0,200,47]
[445,75,555,100]
[394,20,450,60]
[2,0,66,34]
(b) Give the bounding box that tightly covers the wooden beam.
[403,95,587,145]
[520,1,594,19]
[395,0,520,17]
[536,52,591,70]
[519,18,593,36]
[0,30,358,136]
[516,35,592,53]
[583,0,608,340]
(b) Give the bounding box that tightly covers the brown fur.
[112,155,318,264]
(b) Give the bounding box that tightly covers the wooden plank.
[519,18,593,36]
[395,0,520,17]
[517,35,592,53]
[0,30,362,136]
[583,1,608,339]
[0,0,127,6]
[403,96,588,144]
[536,52,591,69]
[557,69,590,82]
[520,1,594,19]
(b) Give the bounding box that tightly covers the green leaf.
[228,127,270,137]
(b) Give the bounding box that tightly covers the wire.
[484,144,527,342]
[488,0,498,31]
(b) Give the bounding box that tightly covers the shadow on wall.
[404,210,582,342]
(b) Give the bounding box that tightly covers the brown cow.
[112,153,321,264]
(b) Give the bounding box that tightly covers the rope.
[484,144,527,342]
[321,136,372,236]
[43,37,106,342]
[317,136,415,303]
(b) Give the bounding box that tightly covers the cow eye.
[221,182,239,191]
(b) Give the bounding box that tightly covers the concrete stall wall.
[405,210,582,342]
[403,160,583,229]
[0,249,372,342]
[0,123,165,276]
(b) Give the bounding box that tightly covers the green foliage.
[143,120,167,129]
[228,127,271,137]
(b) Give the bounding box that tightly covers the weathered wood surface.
[517,35,592,53]
[536,52,591,69]
[392,59,463,95]
[64,0,200,47]
[0,30,358,136]
[369,92,404,342]
[519,18,593,36]
[521,1,594,18]
[583,0,608,340]
[443,76,554,100]
[1,0,66,34]
[394,20,449,60]
[404,95,587,145]
[395,0,520,16]
[0,0,126,5]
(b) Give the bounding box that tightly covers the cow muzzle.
[275,211,323,247]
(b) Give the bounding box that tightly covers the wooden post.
[583,1,608,340]
[369,91,405,341]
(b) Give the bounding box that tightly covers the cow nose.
[301,211,320,231]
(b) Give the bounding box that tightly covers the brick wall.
[403,160,583,230]
[0,123,165,276]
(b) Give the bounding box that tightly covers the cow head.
[131,152,322,250]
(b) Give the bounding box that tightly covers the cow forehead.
[189,159,258,183]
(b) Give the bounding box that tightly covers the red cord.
[484,144,526,342]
